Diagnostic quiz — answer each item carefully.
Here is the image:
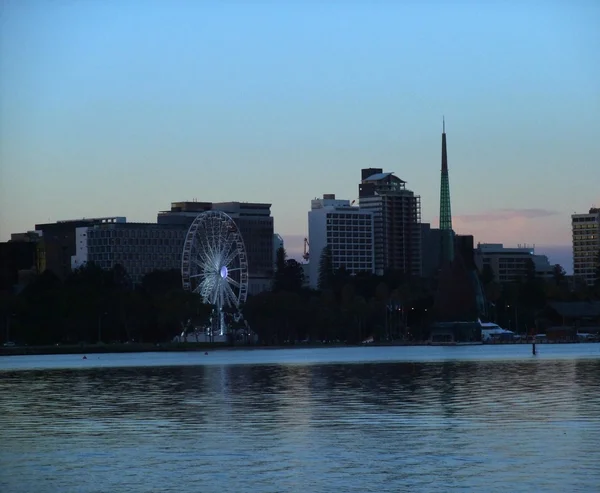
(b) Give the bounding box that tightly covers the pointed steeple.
[439,118,454,265]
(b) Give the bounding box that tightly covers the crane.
[303,237,310,262]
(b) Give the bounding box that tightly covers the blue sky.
[1,1,599,270]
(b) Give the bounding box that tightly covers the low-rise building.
[474,243,553,282]
[72,222,187,283]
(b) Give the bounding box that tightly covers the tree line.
[1,248,599,346]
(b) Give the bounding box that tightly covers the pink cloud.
[453,208,559,223]
[448,208,568,246]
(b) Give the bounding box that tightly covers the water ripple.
[1,350,600,492]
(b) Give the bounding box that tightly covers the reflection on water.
[1,355,600,492]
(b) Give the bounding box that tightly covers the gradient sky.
[1,1,599,270]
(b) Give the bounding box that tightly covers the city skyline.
[1,2,599,273]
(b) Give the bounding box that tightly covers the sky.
[1,1,599,271]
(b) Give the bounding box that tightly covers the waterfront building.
[571,207,600,286]
[71,222,187,284]
[308,194,375,289]
[0,232,41,292]
[35,217,126,280]
[358,170,421,276]
[474,243,553,282]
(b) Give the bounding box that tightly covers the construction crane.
[303,238,310,262]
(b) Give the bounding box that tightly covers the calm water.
[1,345,600,493]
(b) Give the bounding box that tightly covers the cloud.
[453,208,559,223]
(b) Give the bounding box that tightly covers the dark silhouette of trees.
[273,247,304,293]
[318,246,334,290]
[2,256,598,348]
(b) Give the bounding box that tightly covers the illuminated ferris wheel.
[181,210,249,335]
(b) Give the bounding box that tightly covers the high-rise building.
[158,201,274,294]
[308,194,375,289]
[358,170,421,276]
[572,207,600,285]
[439,118,454,266]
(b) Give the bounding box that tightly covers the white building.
[308,194,375,289]
[474,243,553,282]
[572,208,600,286]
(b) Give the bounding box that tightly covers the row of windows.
[89,238,183,247]
[89,246,181,255]
[89,253,181,263]
[326,214,372,221]
[331,262,373,271]
[572,217,599,223]
[89,229,185,239]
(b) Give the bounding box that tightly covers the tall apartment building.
[308,194,374,289]
[71,222,187,284]
[358,169,421,276]
[572,207,600,285]
[158,201,275,294]
[474,243,553,283]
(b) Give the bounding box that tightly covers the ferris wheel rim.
[181,210,249,309]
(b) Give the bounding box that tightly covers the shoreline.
[0,339,585,357]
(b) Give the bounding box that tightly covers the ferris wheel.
[181,210,249,336]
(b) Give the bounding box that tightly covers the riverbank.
[1,339,589,357]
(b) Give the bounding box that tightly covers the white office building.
[308,194,375,289]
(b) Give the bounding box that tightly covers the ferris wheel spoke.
[224,282,239,307]
[227,277,240,288]
[223,242,240,267]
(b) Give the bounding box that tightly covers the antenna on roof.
[443,115,445,134]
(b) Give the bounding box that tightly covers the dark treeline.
[1,248,599,346]
[0,263,211,345]
[247,248,600,344]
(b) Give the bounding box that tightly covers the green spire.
[440,117,454,264]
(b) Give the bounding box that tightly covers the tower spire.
[439,118,454,265]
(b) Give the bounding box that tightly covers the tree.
[273,248,304,292]
[552,264,566,286]
[318,245,334,290]
[273,246,287,291]
[594,250,600,290]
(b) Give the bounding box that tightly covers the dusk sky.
[1,1,599,270]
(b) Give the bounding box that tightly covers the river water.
[1,345,599,492]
